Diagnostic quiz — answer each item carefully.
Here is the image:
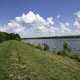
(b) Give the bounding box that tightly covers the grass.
[0,40,80,80]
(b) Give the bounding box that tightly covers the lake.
[22,36,80,51]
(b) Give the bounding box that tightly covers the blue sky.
[0,0,80,24]
[0,0,80,37]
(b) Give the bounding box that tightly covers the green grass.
[0,40,80,80]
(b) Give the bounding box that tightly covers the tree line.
[0,32,21,42]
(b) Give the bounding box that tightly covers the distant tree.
[0,32,8,42]
[9,33,21,40]
[36,44,43,50]
[62,41,72,56]
[35,43,49,51]
[63,41,71,52]
[15,34,21,40]
[42,43,49,51]
[0,31,21,43]
[57,41,72,56]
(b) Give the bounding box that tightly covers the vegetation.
[27,41,80,63]
[70,54,80,62]
[56,41,72,56]
[33,43,49,51]
[42,43,49,51]
[0,40,80,80]
[55,41,80,62]
[63,41,72,52]
[0,32,21,42]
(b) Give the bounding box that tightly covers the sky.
[0,0,80,38]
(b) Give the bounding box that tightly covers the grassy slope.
[0,40,80,80]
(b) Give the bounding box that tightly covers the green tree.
[62,41,72,56]
[57,41,72,56]
[63,41,71,52]
[0,31,21,43]
[43,43,49,51]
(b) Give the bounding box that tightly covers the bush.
[56,50,68,56]
[0,32,21,43]
[70,55,80,62]
[9,33,21,40]
[56,51,63,55]
[63,41,72,52]
[35,44,43,50]
[57,41,72,56]
[35,43,49,51]
[42,43,49,51]
[56,41,80,62]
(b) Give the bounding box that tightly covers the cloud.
[73,20,80,29]
[47,17,54,25]
[16,11,36,23]
[56,15,61,19]
[60,22,71,33]
[0,11,56,37]
[74,11,80,18]
[73,11,80,30]
[0,11,80,38]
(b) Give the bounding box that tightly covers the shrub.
[57,41,72,56]
[27,43,36,47]
[63,41,72,52]
[42,43,49,51]
[0,32,21,43]
[35,44,43,50]
[70,55,80,62]
[35,43,49,51]
[56,50,68,56]
[56,51,62,55]
[9,33,21,40]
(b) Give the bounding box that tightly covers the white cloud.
[73,11,80,30]
[56,15,61,19]
[47,17,54,25]
[73,20,80,29]
[60,23,71,33]
[74,11,80,18]
[1,11,80,38]
[16,11,36,23]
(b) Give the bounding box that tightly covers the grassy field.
[0,40,80,80]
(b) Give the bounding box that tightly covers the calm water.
[23,38,80,51]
